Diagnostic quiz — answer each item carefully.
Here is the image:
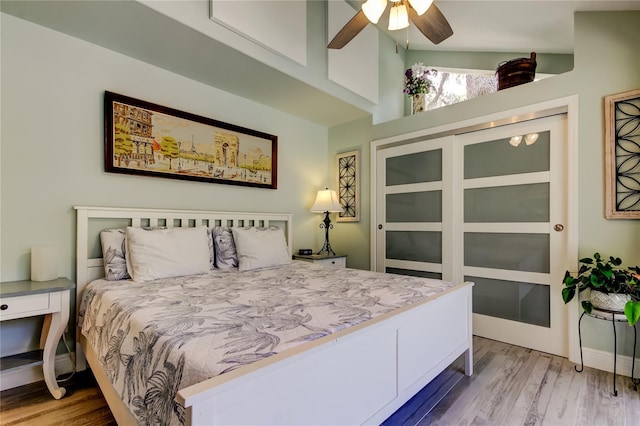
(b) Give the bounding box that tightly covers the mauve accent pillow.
[100,228,130,281]
[211,227,238,269]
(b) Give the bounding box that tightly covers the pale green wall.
[329,11,640,355]
[374,31,407,123]
[325,31,404,270]
[0,13,329,355]
[328,116,373,270]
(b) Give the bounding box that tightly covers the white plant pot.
[590,290,630,312]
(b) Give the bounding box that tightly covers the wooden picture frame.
[336,150,360,222]
[604,88,640,219]
[104,91,277,189]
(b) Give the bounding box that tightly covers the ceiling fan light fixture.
[362,0,387,24]
[408,0,433,16]
[388,2,409,31]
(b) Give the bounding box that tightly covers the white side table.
[0,278,74,399]
[292,254,347,268]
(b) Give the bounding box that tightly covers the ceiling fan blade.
[328,10,370,49]
[408,3,453,45]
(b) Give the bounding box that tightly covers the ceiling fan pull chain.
[406,26,410,50]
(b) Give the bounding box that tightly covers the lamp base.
[317,211,336,256]
[317,245,336,256]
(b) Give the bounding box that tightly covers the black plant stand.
[575,308,640,396]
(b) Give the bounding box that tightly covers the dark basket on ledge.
[496,52,537,90]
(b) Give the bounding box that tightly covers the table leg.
[40,314,52,349]
[41,291,69,399]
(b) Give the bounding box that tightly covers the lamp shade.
[408,0,433,16]
[362,0,387,24]
[388,3,409,30]
[311,189,343,213]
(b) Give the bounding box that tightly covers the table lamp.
[311,188,343,256]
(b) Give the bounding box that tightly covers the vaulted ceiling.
[3,0,639,127]
[382,0,640,53]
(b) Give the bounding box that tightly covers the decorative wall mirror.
[604,88,640,219]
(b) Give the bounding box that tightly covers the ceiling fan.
[328,0,453,49]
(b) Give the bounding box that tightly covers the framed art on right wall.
[336,150,360,222]
[604,88,640,219]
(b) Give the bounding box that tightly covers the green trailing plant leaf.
[624,300,640,326]
[562,287,575,304]
[582,300,593,314]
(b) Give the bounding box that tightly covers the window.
[422,66,551,111]
[424,68,496,111]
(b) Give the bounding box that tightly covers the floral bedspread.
[79,261,455,425]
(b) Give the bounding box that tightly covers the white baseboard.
[0,352,75,392]
[576,347,639,378]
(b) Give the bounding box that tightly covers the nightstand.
[292,254,347,268]
[0,278,74,399]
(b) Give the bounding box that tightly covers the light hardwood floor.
[0,370,115,426]
[389,336,640,426]
[1,336,639,425]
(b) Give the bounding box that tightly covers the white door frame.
[370,95,580,362]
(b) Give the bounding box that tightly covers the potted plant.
[562,252,640,325]
[403,63,436,114]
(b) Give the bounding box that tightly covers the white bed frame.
[75,206,473,425]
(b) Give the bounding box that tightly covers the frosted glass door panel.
[465,183,549,222]
[386,231,442,263]
[468,276,550,327]
[387,268,443,280]
[464,131,550,179]
[387,191,442,222]
[464,233,550,273]
[386,150,442,186]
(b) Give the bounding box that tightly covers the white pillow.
[231,227,291,272]
[125,226,211,282]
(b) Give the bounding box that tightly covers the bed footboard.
[178,283,473,425]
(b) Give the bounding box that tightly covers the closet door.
[375,137,454,281]
[456,114,568,356]
[374,114,569,356]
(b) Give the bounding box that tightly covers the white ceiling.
[375,0,640,53]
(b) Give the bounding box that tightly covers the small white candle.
[31,246,58,282]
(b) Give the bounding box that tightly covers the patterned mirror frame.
[604,88,640,219]
[336,150,360,222]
